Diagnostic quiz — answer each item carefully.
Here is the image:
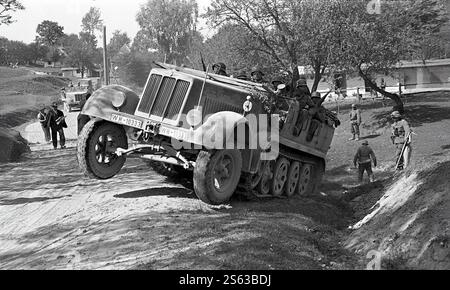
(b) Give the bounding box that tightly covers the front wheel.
[193,150,242,205]
[77,120,128,179]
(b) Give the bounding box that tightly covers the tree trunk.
[358,66,404,113]
[312,66,322,93]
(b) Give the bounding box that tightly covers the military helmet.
[296,78,307,87]
[311,91,321,99]
[236,70,248,80]
[391,111,401,118]
[213,62,226,71]
[362,140,369,145]
[251,66,264,76]
[352,104,357,108]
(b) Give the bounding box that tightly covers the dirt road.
[0,146,359,270]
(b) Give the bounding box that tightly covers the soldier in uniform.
[236,70,249,81]
[47,102,67,150]
[354,140,377,183]
[349,104,362,141]
[250,66,266,83]
[292,79,314,136]
[212,63,228,76]
[390,111,412,170]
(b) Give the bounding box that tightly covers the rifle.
[56,115,66,126]
[200,52,207,72]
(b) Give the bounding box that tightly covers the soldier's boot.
[348,134,355,141]
[369,175,375,183]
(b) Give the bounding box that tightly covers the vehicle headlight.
[112,92,126,108]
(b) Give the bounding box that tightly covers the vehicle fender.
[194,111,255,150]
[81,85,140,119]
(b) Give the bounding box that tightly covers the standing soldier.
[47,102,67,150]
[354,140,377,183]
[390,111,412,170]
[349,104,362,141]
[37,104,51,143]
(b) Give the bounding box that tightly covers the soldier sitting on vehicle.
[250,66,267,84]
[291,79,314,136]
[235,70,249,81]
[306,92,326,142]
[212,63,228,76]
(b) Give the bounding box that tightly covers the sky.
[0,0,212,45]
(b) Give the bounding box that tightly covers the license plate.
[111,114,143,129]
[160,127,188,140]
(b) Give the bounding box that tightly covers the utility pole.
[103,26,109,86]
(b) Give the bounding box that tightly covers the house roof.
[397,58,450,69]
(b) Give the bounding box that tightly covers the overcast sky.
[0,0,212,45]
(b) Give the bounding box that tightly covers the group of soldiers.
[351,104,412,184]
[212,62,340,128]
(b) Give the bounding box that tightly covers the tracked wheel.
[285,161,301,197]
[297,163,314,196]
[258,160,274,195]
[270,157,290,196]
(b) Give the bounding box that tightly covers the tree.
[135,0,199,65]
[63,33,99,78]
[81,7,103,36]
[0,0,24,26]
[333,0,449,113]
[36,20,65,46]
[206,0,342,91]
[27,42,49,64]
[108,30,131,59]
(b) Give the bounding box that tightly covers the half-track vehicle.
[77,63,339,205]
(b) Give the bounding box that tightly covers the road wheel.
[285,161,301,197]
[77,120,128,179]
[238,160,266,191]
[297,163,314,196]
[270,157,290,196]
[193,150,242,205]
[258,160,274,195]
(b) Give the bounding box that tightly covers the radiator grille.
[138,74,162,113]
[137,74,189,120]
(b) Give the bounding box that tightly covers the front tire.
[193,150,242,205]
[77,120,128,179]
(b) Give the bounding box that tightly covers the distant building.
[397,58,450,90]
[61,67,82,78]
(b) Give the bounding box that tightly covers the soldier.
[349,104,362,141]
[212,63,228,76]
[390,111,412,170]
[250,66,266,83]
[236,70,249,81]
[354,140,377,183]
[47,102,67,150]
[37,104,50,143]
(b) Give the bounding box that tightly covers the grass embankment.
[0,66,69,128]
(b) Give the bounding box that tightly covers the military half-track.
[77,63,338,205]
